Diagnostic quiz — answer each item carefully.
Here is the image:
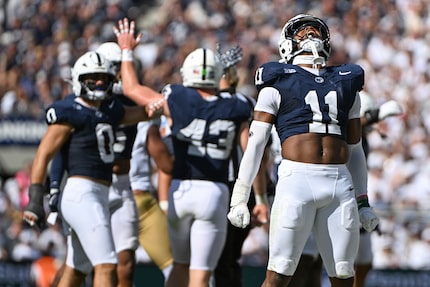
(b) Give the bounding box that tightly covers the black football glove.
[23,184,46,229]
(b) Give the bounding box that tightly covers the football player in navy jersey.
[23,50,157,287]
[225,14,379,287]
[96,42,140,287]
[47,43,141,287]
[286,91,403,287]
[113,18,267,287]
[214,45,270,287]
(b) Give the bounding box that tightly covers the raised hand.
[113,18,142,51]
[216,44,243,70]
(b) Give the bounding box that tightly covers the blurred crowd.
[1,0,430,274]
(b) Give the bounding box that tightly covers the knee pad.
[335,261,354,279]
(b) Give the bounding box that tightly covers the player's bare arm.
[23,123,72,228]
[121,105,151,125]
[147,125,173,174]
[113,18,165,109]
[31,123,73,184]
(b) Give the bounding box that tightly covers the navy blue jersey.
[255,62,364,144]
[45,94,125,182]
[162,84,252,183]
[113,94,137,161]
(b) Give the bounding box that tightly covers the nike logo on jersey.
[339,71,352,75]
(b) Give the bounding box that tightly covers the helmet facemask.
[79,73,115,101]
[279,14,331,67]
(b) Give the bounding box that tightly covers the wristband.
[159,200,168,212]
[254,193,269,205]
[356,194,370,209]
[122,49,134,62]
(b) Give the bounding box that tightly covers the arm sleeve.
[237,120,273,185]
[49,152,65,189]
[346,140,368,197]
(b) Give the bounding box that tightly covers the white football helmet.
[96,42,122,62]
[96,42,122,93]
[181,48,223,89]
[71,51,116,100]
[96,42,121,71]
[279,14,331,64]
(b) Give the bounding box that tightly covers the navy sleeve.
[49,152,65,189]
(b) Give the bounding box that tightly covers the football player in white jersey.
[129,119,174,285]
[113,18,268,287]
[226,14,379,287]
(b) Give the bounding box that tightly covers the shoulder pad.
[45,100,75,125]
[332,63,364,90]
[255,62,297,92]
[162,84,186,99]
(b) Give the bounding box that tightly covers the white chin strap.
[295,38,326,68]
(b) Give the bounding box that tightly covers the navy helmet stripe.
[202,49,206,80]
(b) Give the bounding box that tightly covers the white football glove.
[357,195,379,232]
[378,100,403,120]
[227,179,251,228]
[359,207,379,232]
